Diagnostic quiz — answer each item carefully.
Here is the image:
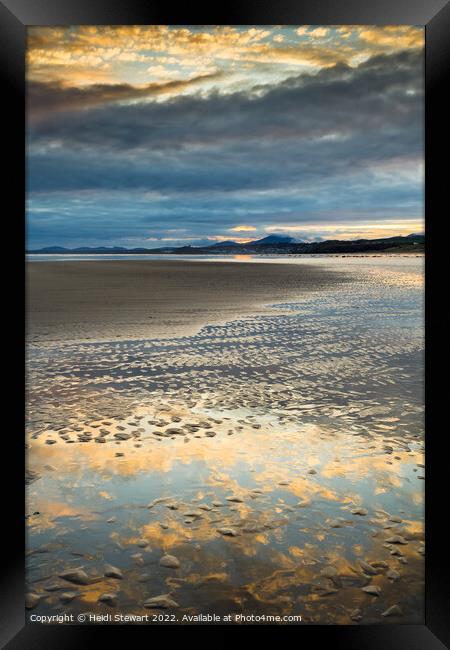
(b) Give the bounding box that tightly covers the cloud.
[26,47,424,247]
[30,49,422,147]
[308,28,330,39]
[358,26,423,50]
[27,71,225,118]
[27,25,422,90]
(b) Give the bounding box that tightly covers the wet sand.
[26,257,424,624]
[26,260,345,344]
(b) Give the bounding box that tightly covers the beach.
[26,256,424,624]
[26,260,344,344]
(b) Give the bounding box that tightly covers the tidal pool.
[26,257,424,624]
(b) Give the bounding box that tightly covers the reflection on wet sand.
[26,258,424,624]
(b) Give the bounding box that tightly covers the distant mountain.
[32,246,71,253]
[28,234,424,256]
[32,246,131,253]
[210,240,239,247]
[73,246,129,253]
[252,234,298,245]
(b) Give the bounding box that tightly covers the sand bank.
[26,260,344,344]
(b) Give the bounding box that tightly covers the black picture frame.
[2,1,448,647]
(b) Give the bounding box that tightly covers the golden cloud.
[230,225,257,232]
[27,25,424,93]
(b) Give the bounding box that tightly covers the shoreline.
[27,252,424,261]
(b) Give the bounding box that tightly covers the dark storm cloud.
[29,50,422,152]
[27,71,225,118]
[28,127,420,195]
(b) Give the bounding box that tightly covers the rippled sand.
[26,257,424,624]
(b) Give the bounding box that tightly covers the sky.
[26,25,424,248]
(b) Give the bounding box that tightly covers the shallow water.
[26,257,424,624]
[27,252,423,263]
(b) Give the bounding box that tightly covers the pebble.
[159,555,180,569]
[143,595,179,609]
[371,561,389,570]
[184,510,204,519]
[362,585,381,596]
[329,519,344,528]
[381,605,403,617]
[351,508,368,516]
[387,569,400,581]
[59,569,96,585]
[359,560,378,576]
[43,582,65,592]
[98,593,118,606]
[59,591,78,604]
[104,564,123,579]
[385,535,408,545]
[147,497,172,509]
[217,527,238,537]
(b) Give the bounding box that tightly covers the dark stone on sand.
[98,593,118,606]
[59,591,78,604]
[358,560,378,576]
[381,604,403,617]
[59,569,99,585]
[104,564,123,579]
[143,595,179,609]
[217,527,238,537]
[159,554,180,569]
[362,585,381,596]
[385,535,408,545]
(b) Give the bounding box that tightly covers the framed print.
[1,0,449,647]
